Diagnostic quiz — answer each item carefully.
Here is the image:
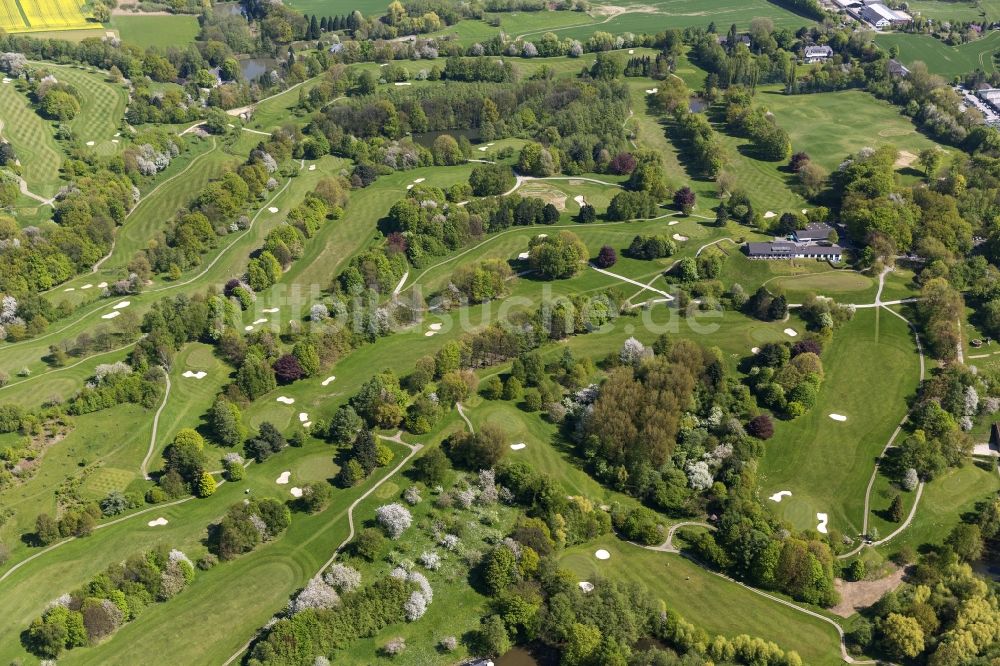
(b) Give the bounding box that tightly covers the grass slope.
[760,307,921,537]
[875,31,1000,78]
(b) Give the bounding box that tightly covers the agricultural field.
[905,0,1000,21]
[0,0,91,32]
[109,14,200,49]
[875,30,1000,78]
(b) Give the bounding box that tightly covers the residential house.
[887,58,910,78]
[803,45,834,63]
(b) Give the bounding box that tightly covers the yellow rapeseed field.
[0,0,91,32]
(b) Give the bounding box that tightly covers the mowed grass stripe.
[48,66,126,141]
[0,80,62,197]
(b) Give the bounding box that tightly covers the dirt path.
[456,402,474,433]
[141,369,171,480]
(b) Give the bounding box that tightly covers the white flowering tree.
[376,503,412,539]
[619,336,646,366]
[288,577,341,615]
[403,590,427,621]
[323,563,362,593]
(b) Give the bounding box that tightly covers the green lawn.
[760,307,922,538]
[761,88,947,173]
[42,65,129,153]
[560,542,845,666]
[110,14,200,49]
[905,0,1000,22]
[0,80,62,198]
[875,31,1000,78]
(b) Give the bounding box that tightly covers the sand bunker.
[262,307,279,313]
[97,282,107,288]
[308,164,316,171]
[276,471,291,484]
[477,146,488,152]
[276,396,295,405]
[182,370,207,379]
[394,82,412,86]
[574,195,586,206]
[252,318,268,325]
[298,412,309,422]
[763,211,776,219]
[64,287,75,292]
[429,323,442,331]
[290,487,303,498]
[667,220,679,226]
[510,443,526,451]
[644,88,658,94]
[829,413,847,422]
[816,513,829,534]
[268,207,279,213]
[751,347,760,354]
[768,490,792,502]
[244,325,254,331]
[81,284,92,289]
[303,421,312,428]
[801,209,809,215]
[628,49,635,54]
[147,517,168,527]
[672,233,688,241]
[86,141,95,146]
[413,178,425,184]
[113,301,130,309]
[578,581,595,592]
[784,328,798,337]
[406,184,414,189]
[594,549,611,560]
[321,376,336,386]
[424,331,436,337]
[517,251,530,260]
[537,233,548,239]
[102,311,120,319]
[112,139,119,144]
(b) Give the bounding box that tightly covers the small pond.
[239,57,280,81]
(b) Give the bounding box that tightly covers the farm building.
[860,3,912,28]
[803,45,834,63]
[746,241,844,261]
[832,0,862,9]
[977,88,1000,112]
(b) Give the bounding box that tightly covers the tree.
[197,470,217,497]
[673,186,696,214]
[789,151,810,173]
[432,134,463,166]
[595,245,617,269]
[469,163,515,196]
[210,397,246,447]
[483,545,519,595]
[747,414,774,439]
[577,204,596,223]
[354,527,385,561]
[888,495,904,523]
[880,612,925,659]
[945,523,983,561]
[375,503,412,539]
[300,482,333,513]
[918,147,943,180]
[164,428,207,483]
[413,447,449,486]
[35,512,60,545]
[564,623,603,666]
[528,231,588,280]
[589,52,620,80]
